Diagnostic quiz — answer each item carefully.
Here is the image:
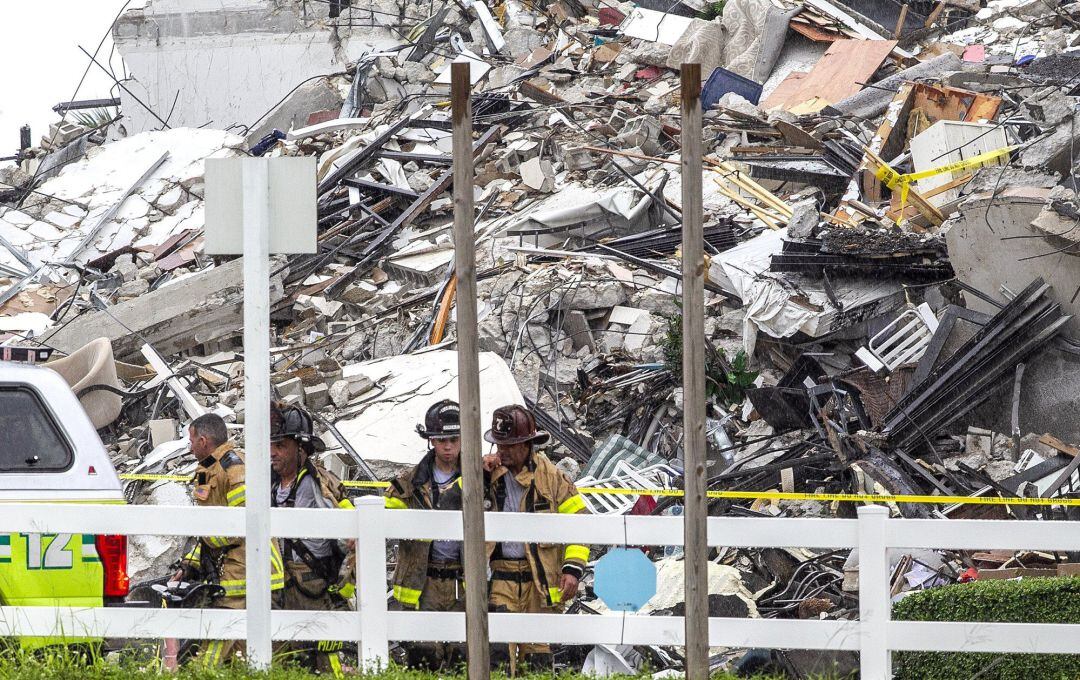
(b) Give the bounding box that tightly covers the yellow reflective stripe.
[202,640,225,666]
[227,485,246,507]
[335,582,356,599]
[393,585,422,608]
[564,544,590,563]
[548,587,562,605]
[328,649,345,680]
[183,544,201,564]
[337,498,355,509]
[385,497,408,510]
[270,541,285,573]
[558,494,586,514]
[205,536,232,549]
[220,580,246,596]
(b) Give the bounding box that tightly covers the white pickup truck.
[0,360,129,629]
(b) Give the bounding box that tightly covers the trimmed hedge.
[893,575,1080,680]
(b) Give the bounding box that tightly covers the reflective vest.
[182,443,285,596]
[384,450,462,608]
[487,452,590,607]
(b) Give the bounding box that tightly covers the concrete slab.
[334,350,524,466]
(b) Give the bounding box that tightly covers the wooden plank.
[862,147,944,227]
[1040,434,1080,458]
[761,71,808,111]
[761,40,897,112]
[887,173,973,218]
[775,120,823,149]
[895,4,909,38]
[910,83,1002,123]
[924,1,946,27]
[789,21,845,42]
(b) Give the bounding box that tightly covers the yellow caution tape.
[874,145,1015,206]
[122,474,1075,506]
[121,474,393,486]
[120,473,195,482]
[577,487,1080,507]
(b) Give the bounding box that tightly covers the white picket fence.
[2,497,1080,677]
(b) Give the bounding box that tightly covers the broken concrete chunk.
[786,199,819,240]
[110,254,139,282]
[277,376,305,402]
[116,278,150,298]
[149,418,178,448]
[613,116,662,156]
[520,157,556,192]
[329,380,353,409]
[305,382,331,410]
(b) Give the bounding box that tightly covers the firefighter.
[384,400,466,670]
[269,402,355,676]
[176,413,286,666]
[483,404,590,674]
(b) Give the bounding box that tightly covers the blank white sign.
[204,156,317,255]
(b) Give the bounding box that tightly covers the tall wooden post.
[451,61,492,678]
[680,62,709,680]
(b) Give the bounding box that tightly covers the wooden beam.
[895,4,910,38]
[452,62,491,680]
[1040,434,1080,458]
[680,62,709,680]
[924,1,946,28]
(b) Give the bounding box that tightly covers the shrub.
[892,576,1080,680]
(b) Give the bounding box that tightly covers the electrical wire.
[16,0,134,208]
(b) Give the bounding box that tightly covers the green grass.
[0,654,787,679]
[0,644,796,679]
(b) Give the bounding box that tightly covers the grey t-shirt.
[430,467,462,563]
[500,472,527,559]
[276,474,334,560]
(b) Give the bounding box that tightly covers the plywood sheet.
[762,39,897,111]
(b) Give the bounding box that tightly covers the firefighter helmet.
[270,402,326,453]
[416,399,461,440]
[484,404,549,446]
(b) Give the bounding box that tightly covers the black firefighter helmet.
[270,402,326,453]
[416,399,461,440]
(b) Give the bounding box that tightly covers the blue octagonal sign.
[594,548,657,612]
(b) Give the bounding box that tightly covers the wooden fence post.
[680,62,709,680]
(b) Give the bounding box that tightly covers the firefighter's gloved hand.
[559,573,579,600]
[176,562,202,583]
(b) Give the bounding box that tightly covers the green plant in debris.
[892,576,1080,680]
[661,313,757,405]
[716,347,757,405]
[699,0,726,20]
[67,108,117,131]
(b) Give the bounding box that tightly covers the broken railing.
[0,499,1078,677]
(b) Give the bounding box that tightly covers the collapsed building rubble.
[6,0,1080,674]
